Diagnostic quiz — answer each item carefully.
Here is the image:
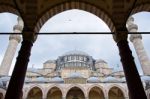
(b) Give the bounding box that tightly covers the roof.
[103,76,121,83]
[141,76,150,81]
[87,77,100,83]
[51,77,64,83]
[96,59,107,63]
[44,60,56,64]
[68,72,83,78]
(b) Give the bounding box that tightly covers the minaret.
[127,16,150,75]
[0,17,23,76]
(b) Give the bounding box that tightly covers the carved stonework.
[9,34,21,43]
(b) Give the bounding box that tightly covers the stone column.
[4,27,35,99]
[127,17,150,75]
[0,17,23,76]
[113,29,147,99]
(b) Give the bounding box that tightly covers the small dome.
[120,77,126,82]
[0,80,3,86]
[0,76,10,82]
[63,50,89,56]
[68,72,83,78]
[96,59,107,63]
[35,77,48,82]
[27,68,38,73]
[51,77,64,83]
[141,76,150,81]
[87,77,100,83]
[103,76,121,83]
[44,60,56,64]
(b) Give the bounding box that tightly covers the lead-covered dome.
[56,50,95,70]
[87,76,101,83]
[68,72,83,78]
[63,50,89,56]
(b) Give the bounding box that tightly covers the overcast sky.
[0,10,150,75]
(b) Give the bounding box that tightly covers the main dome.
[62,50,89,56]
[56,50,95,70]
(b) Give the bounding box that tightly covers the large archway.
[47,87,62,99]
[27,87,43,99]
[108,87,125,99]
[89,86,105,99]
[66,87,85,99]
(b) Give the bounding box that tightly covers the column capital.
[113,31,128,43]
[22,27,37,43]
[130,34,142,42]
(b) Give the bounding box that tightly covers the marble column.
[127,17,150,75]
[4,29,34,99]
[0,17,23,76]
[113,30,147,99]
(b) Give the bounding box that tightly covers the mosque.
[0,15,150,99]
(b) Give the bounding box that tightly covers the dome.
[87,77,100,83]
[27,68,38,73]
[0,80,3,86]
[35,77,48,83]
[0,76,10,82]
[96,59,107,63]
[44,60,56,64]
[51,77,64,83]
[68,72,83,78]
[141,76,150,81]
[63,50,89,56]
[25,77,30,83]
[120,77,126,82]
[103,76,121,83]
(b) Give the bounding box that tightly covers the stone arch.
[0,4,19,16]
[66,86,85,99]
[65,84,86,98]
[131,3,150,16]
[26,85,44,99]
[87,84,106,98]
[35,1,115,32]
[45,84,64,97]
[0,88,6,99]
[107,84,127,99]
[46,86,63,99]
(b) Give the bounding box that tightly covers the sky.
[0,10,150,75]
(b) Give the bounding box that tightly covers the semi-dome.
[25,77,30,83]
[44,60,56,64]
[63,50,89,56]
[103,76,121,83]
[96,59,107,63]
[141,75,150,81]
[121,77,126,82]
[87,77,100,83]
[68,72,83,78]
[35,77,48,83]
[51,77,64,83]
[0,76,10,82]
[0,80,3,86]
[27,68,38,73]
